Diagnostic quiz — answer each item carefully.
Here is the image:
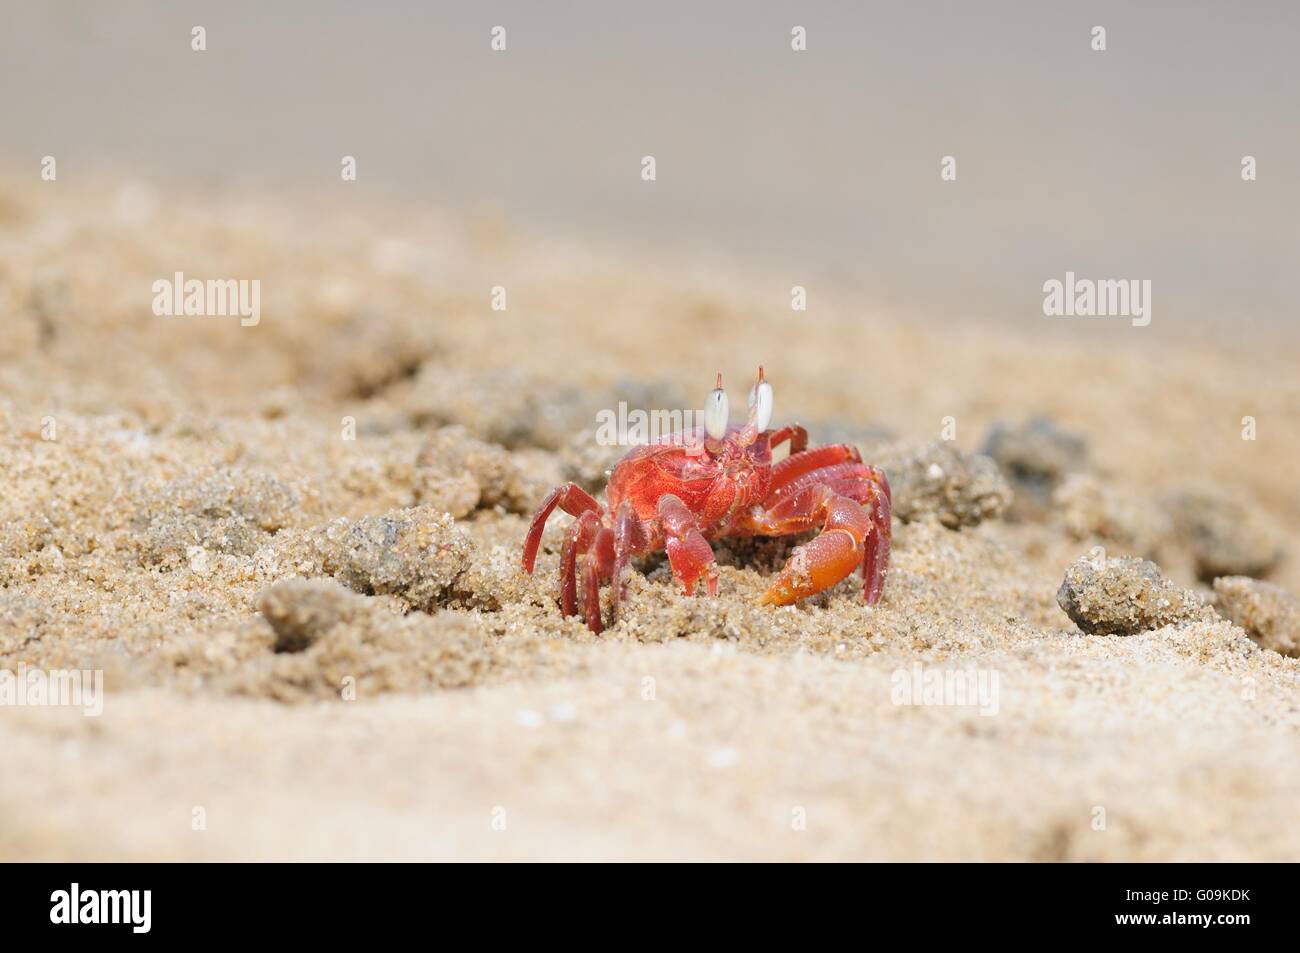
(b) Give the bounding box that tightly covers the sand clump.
[1057,552,1213,636]
[238,579,495,701]
[275,506,479,613]
[982,417,1090,521]
[1166,488,1285,583]
[202,579,592,703]
[397,367,686,455]
[133,466,302,568]
[416,425,554,515]
[874,441,1011,528]
[1054,473,1174,563]
[1213,576,1300,658]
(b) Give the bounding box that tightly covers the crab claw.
[760,528,863,605]
[759,489,876,606]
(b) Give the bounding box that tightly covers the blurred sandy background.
[5,0,1298,329]
[1,2,1299,860]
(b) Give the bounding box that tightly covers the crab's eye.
[705,385,729,440]
[749,378,774,432]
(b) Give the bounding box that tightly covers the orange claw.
[759,492,874,606]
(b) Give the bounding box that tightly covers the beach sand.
[2,180,1299,860]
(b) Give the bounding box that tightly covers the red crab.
[521,367,892,632]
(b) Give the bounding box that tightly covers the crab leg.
[611,499,650,621]
[657,494,718,597]
[559,510,604,617]
[756,483,886,607]
[766,424,808,456]
[861,473,891,604]
[766,443,862,499]
[580,527,616,633]
[522,482,603,573]
[769,460,888,508]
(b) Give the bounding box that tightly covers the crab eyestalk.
[734,366,773,445]
[748,366,773,432]
[704,372,729,441]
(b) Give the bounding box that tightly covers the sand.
[2,179,1300,861]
